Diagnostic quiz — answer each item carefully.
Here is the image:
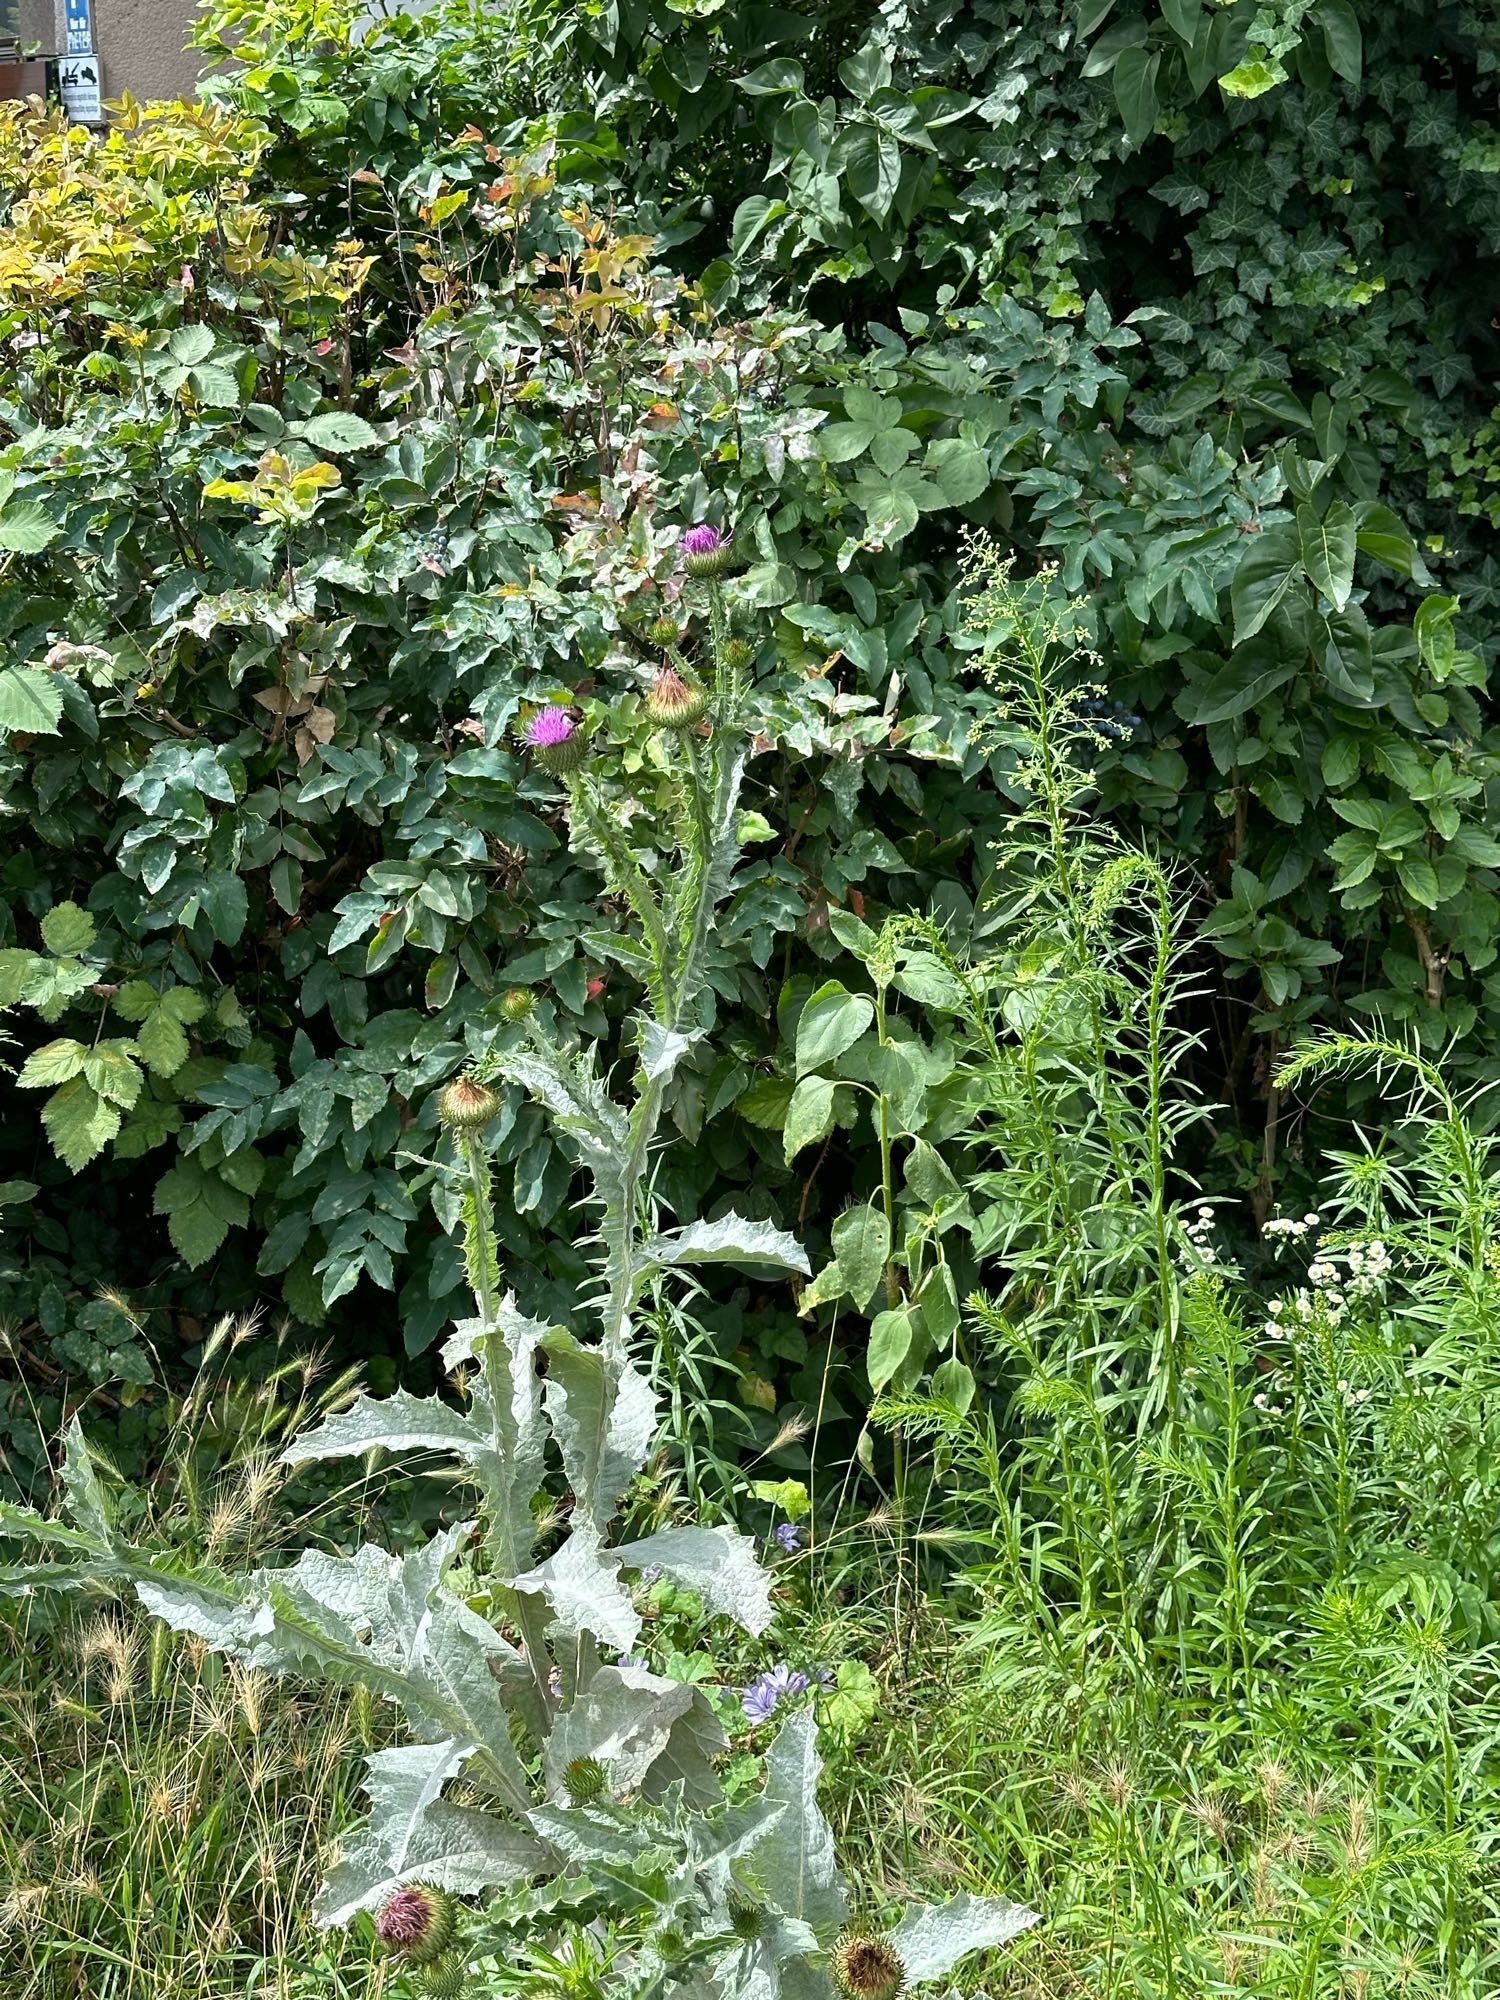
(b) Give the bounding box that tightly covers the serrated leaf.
[300,411,382,452]
[541,1333,657,1533]
[512,1524,641,1656]
[0,501,61,552]
[40,901,96,956]
[41,1078,121,1170]
[642,1214,809,1276]
[17,1038,88,1087]
[315,1738,546,1926]
[438,1301,551,1576]
[783,1075,837,1162]
[1297,501,1356,612]
[616,1523,774,1634]
[748,1709,847,1928]
[544,1664,726,1810]
[281,1388,482,1467]
[1230,525,1303,645]
[136,1007,191,1077]
[796,983,873,1074]
[0,665,64,734]
[888,1891,1040,1979]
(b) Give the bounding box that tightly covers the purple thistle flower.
[524,704,577,748]
[772,1522,801,1554]
[740,1662,811,1724]
[680,523,723,556]
[522,702,586,775]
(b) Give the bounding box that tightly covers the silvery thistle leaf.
[316,1738,548,1925]
[639,1019,704,1083]
[541,1330,658,1532]
[543,1662,727,1809]
[283,1297,551,1578]
[641,1215,810,1278]
[497,1042,630,1216]
[615,1524,775,1635]
[511,1522,642,1656]
[740,1708,847,1929]
[886,1893,1041,1978]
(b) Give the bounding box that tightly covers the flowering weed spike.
[375,1883,458,1965]
[832,1931,905,2000]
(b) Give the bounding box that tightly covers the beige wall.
[21,0,202,105]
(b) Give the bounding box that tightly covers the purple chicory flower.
[679,523,724,556]
[772,1522,801,1554]
[740,1662,811,1724]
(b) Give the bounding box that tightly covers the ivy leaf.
[0,665,64,735]
[40,902,96,956]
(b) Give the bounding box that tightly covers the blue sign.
[64,0,93,56]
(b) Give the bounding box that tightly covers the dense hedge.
[1,0,1497,1476]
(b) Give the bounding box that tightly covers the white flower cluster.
[1179,1202,1220,1267]
[1255,1233,1394,1415]
[1264,1210,1323,1249]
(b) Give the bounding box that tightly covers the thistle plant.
[0,524,1036,1998]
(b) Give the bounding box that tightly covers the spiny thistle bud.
[680,522,732,578]
[437,1074,500,1131]
[563,1755,608,1805]
[499,986,535,1023]
[646,614,683,648]
[832,1931,905,2000]
[374,1884,459,1966]
[721,637,753,673]
[728,1897,765,1941]
[522,704,586,775]
[656,1928,687,1962]
[421,1956,467,1999]
[645,666,709,731]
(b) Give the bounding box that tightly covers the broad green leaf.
[931,1357,977,1414]
[737,57,804,94]
[137,1007,191,1077]
[0,665,64,734]
[41,1079,121,1171]
[83,1041,143,1109]
[40,901,95,956]
[796,982,874,1074]
[830,1203,890,1310]
[1319,0,1361,80]
[17,1038,88,1087]
[1297,501,1356,611]
[1230,525,1304,644]
[1321,735,1361,789]
[888,1892,1040,1978]
[1415,595,1459,680]
[153,1158,250,1266]
[642,1214,809,1276]
[841,124,902,223]
[0,502,61,552]
[924,437,989,507]
[867,1306,915,1390]
[783,1075,837,1161]
[1112,45,1160,145]
[300,411,382,452]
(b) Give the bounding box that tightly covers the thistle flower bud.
[645,666,709,731]
[522,704,587,775]
[721,637,752,673]
[728,1897,765,1941]
[832,1931,905,2000]
[437,1075,500,1131]
[646,614,684,648]
[421,1956,467,1999]
[499,987,535,1023]
[375,1884,459,1966]
[680,522,732,578]
[563,1755,608,1804]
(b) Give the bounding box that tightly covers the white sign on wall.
[63,0,94,56]
[59,51,103,123]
